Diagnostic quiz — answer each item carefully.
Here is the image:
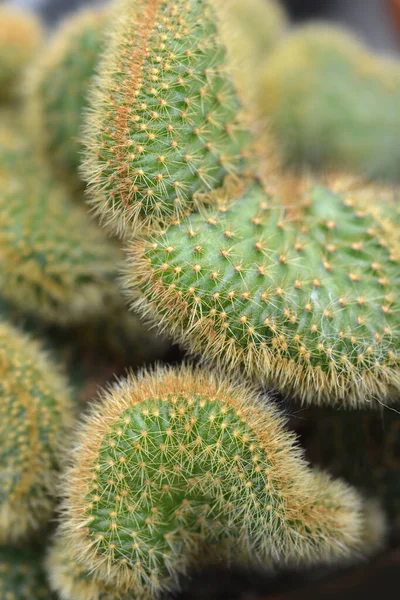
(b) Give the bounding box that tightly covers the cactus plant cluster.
[0,0,399,599]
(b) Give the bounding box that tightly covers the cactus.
[258,25,400,181]
[0,122,124,325]
[0,543,55,600]
[82,0,251,237]
[222,0,287,100]
[46,533,135,600]
[307,406,400,525]
[0,319,74,543]
[58,365,372,599]
[0,4,43,103]
[27,9,108,190]
[125,176,399,406]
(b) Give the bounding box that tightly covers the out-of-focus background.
[8,0,400,54]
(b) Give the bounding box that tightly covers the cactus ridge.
[59,366,365,598]
[82,0,251,237]
[27,9,108,189]
[0,124,123,325]
[125,177,400,406]
[0,320,74,543]
[0,544,55,600]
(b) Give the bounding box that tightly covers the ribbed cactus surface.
[59,366,366,599]
[0,320,74,543]
[126,177,399,406]
[83,0,250,236]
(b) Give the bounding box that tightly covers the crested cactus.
[258,25,400,181]
[0,543,55,600]
[0,320,74,543]
[0,122,124,325]
[0,4,43,103]
[125,176,399,406]
[27,9,108,189]
[82,0,251,237]
[59,365,370,599]
[307,406,400,524]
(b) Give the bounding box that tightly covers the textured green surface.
[0,123,122,325]
[0,320,73,543]
[61,368,365,598]
[307,407,400,524]
[29,9,107,187]
[127,179,400,405]
[83,0,250,236]
[260,25,400,181]
[0,544,54,600]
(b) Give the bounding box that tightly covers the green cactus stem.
[82,0,251,237]
[125,175,399,406]
[0,319,74,543]
[59,365,370,599]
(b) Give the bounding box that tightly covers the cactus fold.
[59,366,368,599]
[0,320,74,543]
[0,5,42,102]
[126,177,400,406]
[82,0,251,237]
[258,25,400,181]
[27,9,108,189]
[0,544,55,600]
[0,124,123,325]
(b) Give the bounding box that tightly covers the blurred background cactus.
[258,24,400,181]
[27,7,108,189]
[0,0,399,599]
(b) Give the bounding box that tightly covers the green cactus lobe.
[61,368,365,597]
[83,0,250,235]
[0,320,73,542]
[86,394,285,576]
[127,180,400,405]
